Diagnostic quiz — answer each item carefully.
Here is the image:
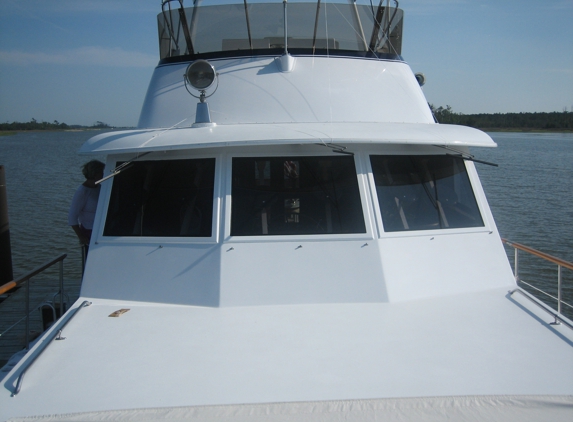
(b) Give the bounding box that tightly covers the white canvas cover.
[7,395,573,421]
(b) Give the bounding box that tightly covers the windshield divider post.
[178,4,194,55]
[351,0,368,51]
[368,0,384,52]
[312,0,322,54]
[243,0,253,50]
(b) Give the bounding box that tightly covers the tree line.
[3,111,572,131]
[431,106,573,130]
[0,119,111,131]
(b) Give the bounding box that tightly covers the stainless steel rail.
[11,300,92,396]
[503,238,573,324]
[509,288,573,330]
[0,253,67,349]
[0,253,67,295]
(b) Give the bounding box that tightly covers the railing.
[11,300,91,396]
[0,253,67,349]
[502,238,573,325]
[509,288,573,330]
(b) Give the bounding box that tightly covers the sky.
[0,0,572,127]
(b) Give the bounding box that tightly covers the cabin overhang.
[79,123,496,156]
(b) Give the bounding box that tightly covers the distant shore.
[482,128,573,133]
[2,127,572,138]
[0,128,133,137]
[431,108,572,132]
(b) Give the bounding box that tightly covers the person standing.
[68,160,105,265]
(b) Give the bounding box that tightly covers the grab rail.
[502,239,573,271]
[0,254,68,295]
[11,300,92,396]
[0,253,67,349]
[502,238,573,324]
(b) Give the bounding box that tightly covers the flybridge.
[158,0,404,62]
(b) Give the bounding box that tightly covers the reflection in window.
[104,159,215,237]
[231,156,365,236]
[370,155,484,232]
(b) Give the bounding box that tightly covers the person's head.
[82,160,105,180]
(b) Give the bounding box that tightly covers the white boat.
[1,1,572,420]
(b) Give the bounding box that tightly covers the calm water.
[1,130,572,315]
[477,132,573,317]
[1,131,106,283]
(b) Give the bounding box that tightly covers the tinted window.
[104,159,215,237]
[231,156,365,236]
[370,155,484,232]
[159,2,402,60]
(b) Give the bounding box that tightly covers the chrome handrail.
[0,253,67,348]
[11,300,92,396]
[509,288,573,330]
[503,238,572,324]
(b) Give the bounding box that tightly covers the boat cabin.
[3,2,571,420]
[79,0,513,307]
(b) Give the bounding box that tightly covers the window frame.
[96,152,222,245]
[366,153,492,238]
[224,151,375,242]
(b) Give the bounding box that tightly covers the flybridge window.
[231,156,366,236]
[104,159,215,237]
[370,155,484,232]
[158,1,403,60]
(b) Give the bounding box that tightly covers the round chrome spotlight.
[185,60,216,91]
[183,60,218,127]
[415,72,426,87]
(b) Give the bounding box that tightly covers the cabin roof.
[80,123,496,155]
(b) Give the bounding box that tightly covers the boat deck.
[1,285,572,419]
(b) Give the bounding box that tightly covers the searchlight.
[184,60,218,127]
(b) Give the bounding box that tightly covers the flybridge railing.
[158,1,404,60]
[503,238,573,327]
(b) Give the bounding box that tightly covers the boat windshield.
[370,155,484,232]
[103,158,216,237]
[158,0,403,61]
[231,155,366,236]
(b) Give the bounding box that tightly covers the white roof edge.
[79,122,496,155]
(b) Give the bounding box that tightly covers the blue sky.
[1,0,572,127]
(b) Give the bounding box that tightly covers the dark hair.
[82,160,105,180]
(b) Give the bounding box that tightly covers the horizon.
[1,0,572,127]
[2,109,572,130]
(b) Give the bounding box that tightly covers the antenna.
[277,0,295,72]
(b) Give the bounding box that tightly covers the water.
[477,132,573,261]
[0,131,106,283]
[477,132,573,317]
[1,130,572,316]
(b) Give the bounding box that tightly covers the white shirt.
[68,184,101,230]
